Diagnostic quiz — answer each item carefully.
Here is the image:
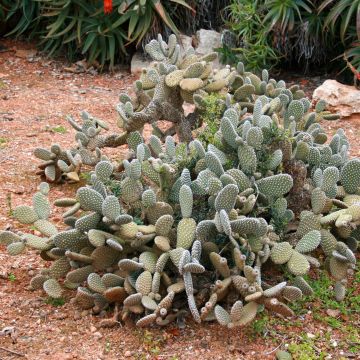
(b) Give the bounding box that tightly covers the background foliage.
[0,0,197,68]
[221,0,359,77]
[0,0,359,76]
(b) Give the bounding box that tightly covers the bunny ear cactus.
[34,114,119,183]
[115,35,225,143]
[1,34,358,330]
[33,37,342,184]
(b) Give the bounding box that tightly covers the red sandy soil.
[0,39,359,360]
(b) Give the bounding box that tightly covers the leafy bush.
[221,0,279,71]
[195,93,226,145]
[221,0,359,75]
[1,34,358,330]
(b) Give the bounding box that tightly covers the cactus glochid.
[0,34,358,330]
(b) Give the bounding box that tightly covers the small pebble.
[93,331,102,340]
[90,325,97,333]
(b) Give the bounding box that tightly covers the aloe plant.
[263,0,313,33]
[1,0,193,69]
[320,0,360,41]
[4,0,41,37]
[117,0,194,45]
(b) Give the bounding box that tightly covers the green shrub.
[220,0,279,71]
[220,0,358,75]
[195,93,226,145]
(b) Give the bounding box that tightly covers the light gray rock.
[195,29,222,68]
[130,52,152,75]
[195,29,221,55]
[178,34,193,55]
[313,79,360,117]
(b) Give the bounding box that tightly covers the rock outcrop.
[313,80,360,117]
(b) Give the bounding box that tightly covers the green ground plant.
[8,273,16,282]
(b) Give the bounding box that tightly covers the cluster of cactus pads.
[1,34,359,329]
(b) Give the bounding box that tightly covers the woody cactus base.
[0,34,358,329]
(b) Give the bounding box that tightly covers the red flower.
[104,0,113,14]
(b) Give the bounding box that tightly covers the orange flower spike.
[104,0,113,14]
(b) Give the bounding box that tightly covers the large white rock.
[195,29,221,55]
[313,80,360,117]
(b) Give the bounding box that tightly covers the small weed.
[52,125,67,134]
[104,339,111,353]
[196,93,226,146]
[45,297,65,306]
[105,179,122,197]
[135,329,166,358]
[251,314,269,336]
[0,137,7,148]
[285,268,360,354]
[345,325,360,353]
[288,333,327,360]
[323,316,342,329]
[6,192,13,216]
[143,330,161,356]
[288,272,349,316]
[133,217,144,225]
[8,273,17,282]
[80,172,91,182]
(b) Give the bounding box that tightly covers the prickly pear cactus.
[34,112,114,182]
[1,34,358,330]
